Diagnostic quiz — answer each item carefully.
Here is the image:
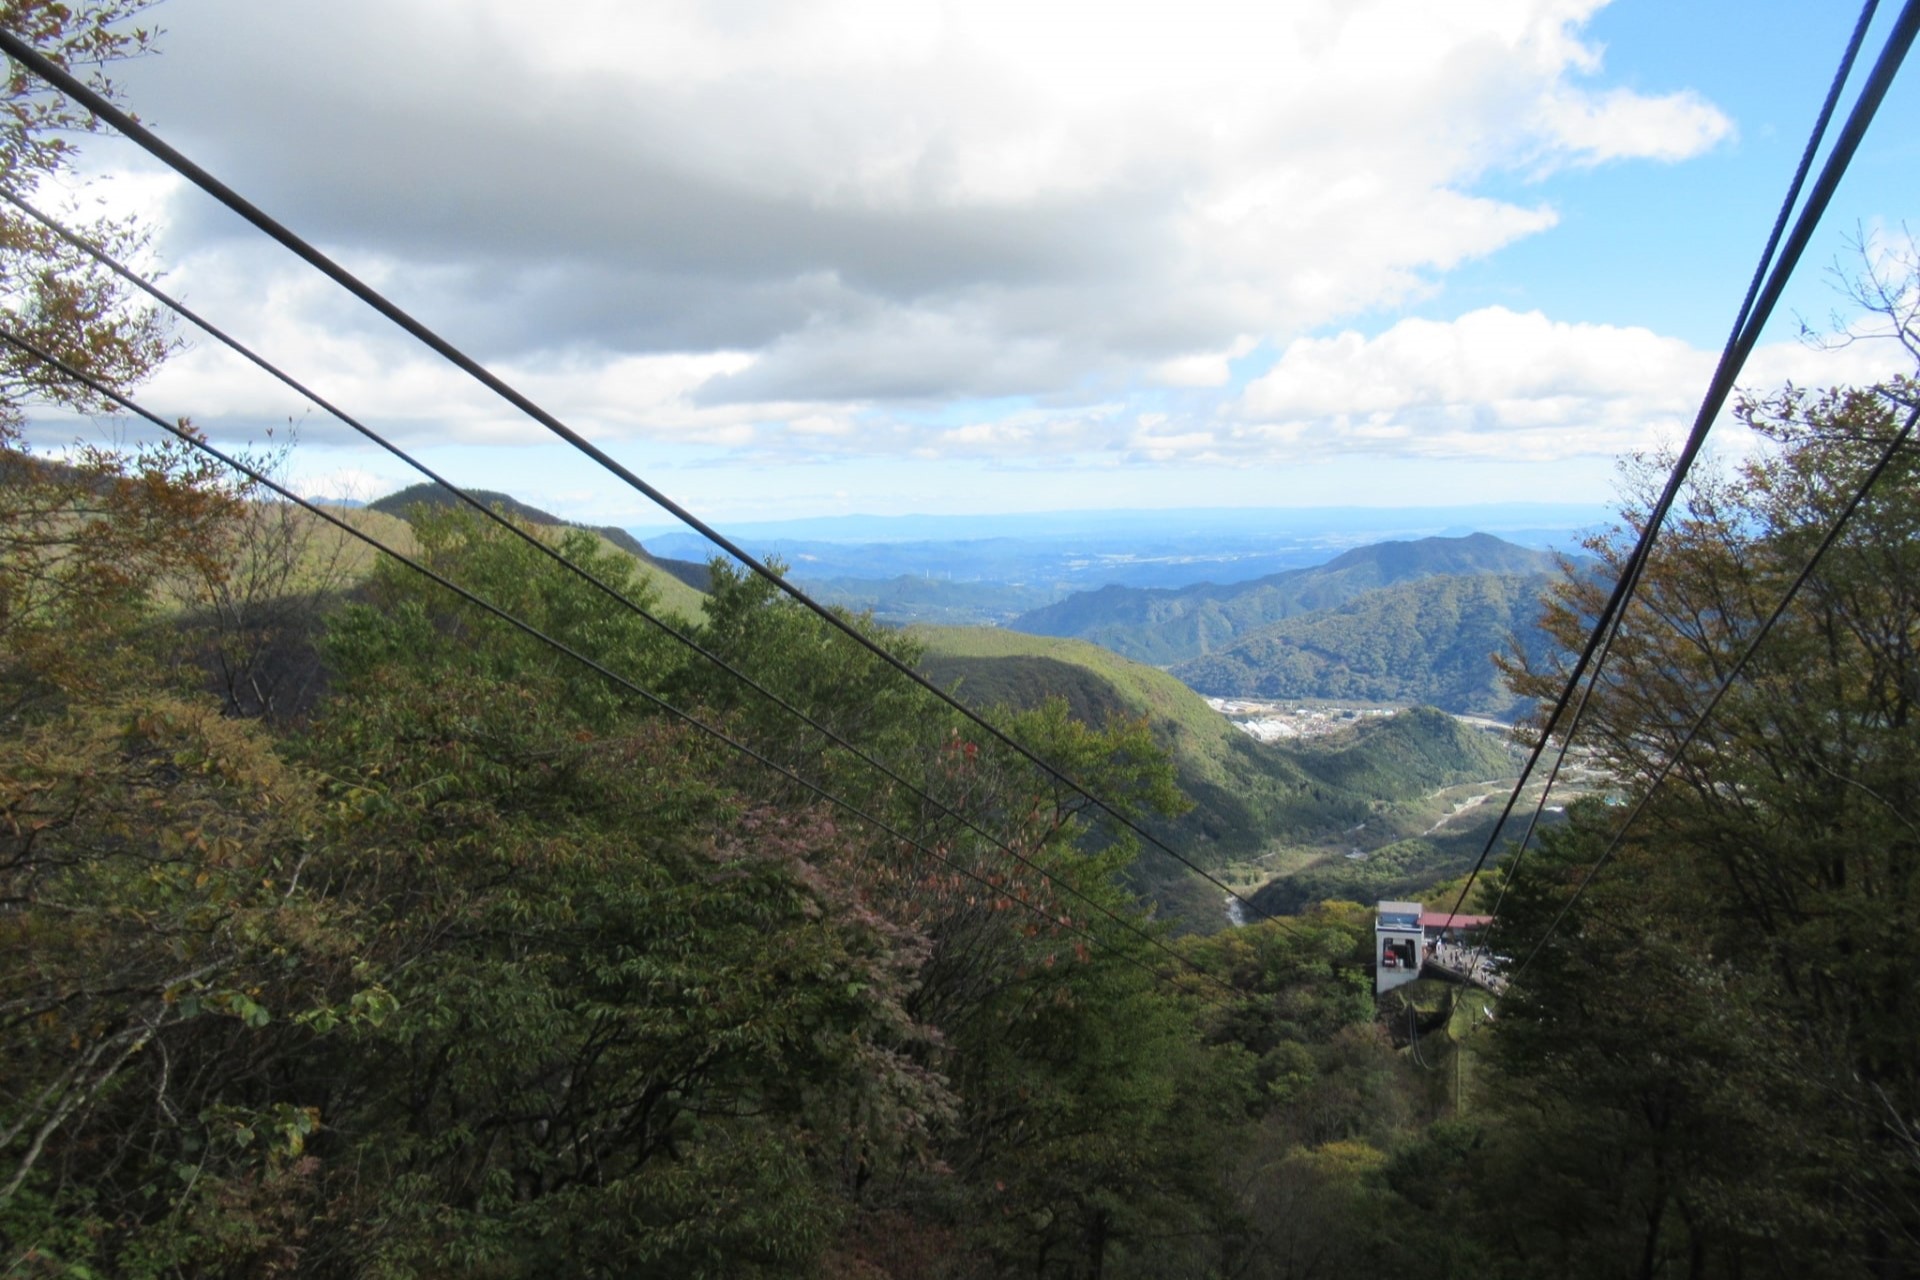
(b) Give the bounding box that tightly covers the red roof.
[1420,912,1493,930]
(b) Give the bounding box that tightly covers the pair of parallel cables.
[1441,0,1920,979]
[0,26,1288,941]
[0,319,1239,997]
[0,46,1350,1002]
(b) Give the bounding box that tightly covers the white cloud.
[291,464,407,504]
[1242,307,1703,420]
[105,0,1734,423]
[140,243,771,448]
[1535,86,1734,165]
[1227,306,1913,465]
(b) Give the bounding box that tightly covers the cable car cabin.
[1376,900,1425,995]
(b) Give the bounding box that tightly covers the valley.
[1206,695,1400,741]
[1194,696,1577,929]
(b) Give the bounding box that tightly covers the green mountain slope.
[1008,532,1557,665]
[913,627,1511,897]
[368,483,708,620]
[371,483,711,593]
[1170,571,1556,718]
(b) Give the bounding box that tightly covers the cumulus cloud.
[1235,307,1707,459]
[1534,86,1734,165]
[98,0,1734,430]
[1227,306,1913,464]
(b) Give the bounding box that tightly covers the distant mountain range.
[1008,534,1572,718]
[638,503,1605,594]
[1169,571,1556,718]
[1011,533,1551,650]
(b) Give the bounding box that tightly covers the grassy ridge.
[913,625,1247,764]
[369,483,712,605]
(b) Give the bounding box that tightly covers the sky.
[27,0,1920,531]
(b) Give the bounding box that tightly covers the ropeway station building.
[1376,900,1424,994]
[1375,900,1496,995]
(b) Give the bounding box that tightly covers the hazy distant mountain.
[370,484,711,593]
[631,502,1605,547]
[636,504,1605,592]
[797,575,1063,626]
[1171,571,1558,718]
[1008,532,1559,665]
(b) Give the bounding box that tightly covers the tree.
[0,427,363,1274]
[276,511,959,1275]
[0,0,171,427]
[1484,375,1920,1275]
[0,2,186,717]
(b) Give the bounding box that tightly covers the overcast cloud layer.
[59,0,1912,513]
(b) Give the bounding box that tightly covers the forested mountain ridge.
[1170,570,1558,718]
[1008,531,1559,665]
[371,482,711,593]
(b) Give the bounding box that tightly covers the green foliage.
[0,553,361,1272]
[918,626,1517,912]
[1466,380,1920,1276]
[327,505,682,728]
[277,519,962,1274]
[1171,905,1442,1278]
[370,481,711,612]
[1172,570,1558,717]
[1254,836,1457,916]
[1294,705,1510,795]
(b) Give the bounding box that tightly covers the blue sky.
[36,0,1920,530]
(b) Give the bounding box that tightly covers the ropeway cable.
[1510,395,1920,980]
[1450,0,1904,929]
[1481,0,1884,932]
[0,28,1286,926]
[0,186,1249,986]
[1439,0,1918,932]
[0,323,1236,998]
